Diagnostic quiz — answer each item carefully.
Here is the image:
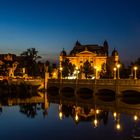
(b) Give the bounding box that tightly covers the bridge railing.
[117,79,140,85]
[48,79,95,84]
[96,79,116,85]
[48,79,140,86]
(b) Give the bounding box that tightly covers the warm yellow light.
[116,123,121,130]
[94,119,98,126]
[75,114,79,121]
[134,66,138,71]
[94,66,97,69]
[113,67,117,71]
[113,112,117,118]
[59,111,63,120]
[60,67,63,71]
[53,72,56,76]
[117,64,120,68]
[76,67,78,70]
[96,109,99,114]
[134,115,138,121]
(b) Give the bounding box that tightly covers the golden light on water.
[59,112,63,120]
[116,123,121,130]
[75,114,79,122]
[96,109,99,114]
[113,112,117,118]
[133,115,138,121]
[94,119,98,127]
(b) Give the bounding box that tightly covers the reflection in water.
[20,103,38,118]
[0,91,140,139]
[47,93,140,139]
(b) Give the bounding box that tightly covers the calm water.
[0,92,140,140]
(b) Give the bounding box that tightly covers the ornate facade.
[60,40,119,78]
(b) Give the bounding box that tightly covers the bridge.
[47,79,140,97]
[6,77,140,97]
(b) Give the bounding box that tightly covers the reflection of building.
[60,40,119,78]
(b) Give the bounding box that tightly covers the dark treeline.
[18,48,57,78]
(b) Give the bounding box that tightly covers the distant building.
[59,40,119,78]
[0,53,20,77]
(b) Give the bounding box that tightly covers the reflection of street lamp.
[93,105,98,128]
[59,104,63,120]
[116,122,121,130]
[117,64,121,79]
[75,113,79,122]
[113,67,117,80]
[75,106,79,122]
[133,66,138,80]
[93,118,98,127]
[133,115,138,121]
[113,112,117,119]
[114,112,121,131]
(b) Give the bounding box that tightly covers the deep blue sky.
[0,0,140,63]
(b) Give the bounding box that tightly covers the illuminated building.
[60,40,119,79]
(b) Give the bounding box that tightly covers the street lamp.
[60,67,63,79]
[94,66,97,79]
[75,67,79,86]
[117,64,121,79]
[133,66,138,80]
[113,67,117,79]
[75,67,79,79]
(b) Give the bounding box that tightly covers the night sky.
[0,0,140,64]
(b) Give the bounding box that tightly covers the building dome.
[60,48,67,56]
[112,48,119,56]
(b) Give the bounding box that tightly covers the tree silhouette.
[82,60,94,78]
[21,48,41,61]
[61,58,75,78]
[20,48,41,76]
[100,63,107,78]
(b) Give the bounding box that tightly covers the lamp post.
[113,67,117,80]
[75,67,79,85]
[133,66,138,80]
[94,66,97,79]
[60,67,63,80]
[117,64,120,79]
[75,67,79,79]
